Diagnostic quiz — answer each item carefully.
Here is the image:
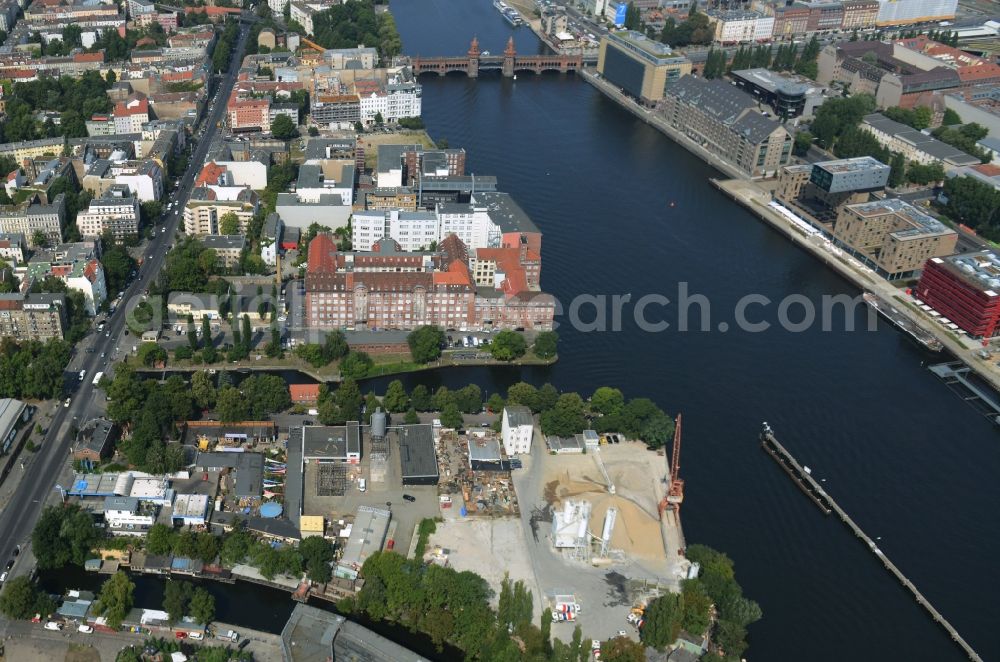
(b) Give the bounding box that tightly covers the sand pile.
[589,494,665,560]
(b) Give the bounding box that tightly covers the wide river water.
[378,1,1000,660]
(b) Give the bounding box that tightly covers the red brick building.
[305,233,554,331]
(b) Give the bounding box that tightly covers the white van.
[358,478,367,492]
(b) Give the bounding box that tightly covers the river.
[380,1,1000,660]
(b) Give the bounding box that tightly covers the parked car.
[44,622,62,631]
[78,625,93,634]
[402,494,415,502]
[189,632,204,641]
[0,572,7,583]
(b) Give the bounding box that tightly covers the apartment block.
[0,194,66,247]
[26,241,107,315]
[76,185,140,241]
[0,233,25,264]
[917,251,1000,338]
[183,186,259,235]
[862,113,980,170]
[706,10,774,44]
[834,198,956,279]
[200,235,246,270]
[0,292,65,340]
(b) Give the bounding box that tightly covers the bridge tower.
[502,36,516,77]
[467,36,480,78]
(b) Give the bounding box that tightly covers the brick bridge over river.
[410,37,584,78]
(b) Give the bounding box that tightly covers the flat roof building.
[194,451,264,497]
[301,422,362,464]
[172,493,209,526]
[811,156,892,193]
[468,435,504,471]
[730,68,821,119]
[335,506,391,581]
[834,198,957,279]
[917,251,1000,338]
[280,603,430,662]
[597,30,692,105]
[0,398,28,455]
[862,113,981,170]
[396,424,438,485]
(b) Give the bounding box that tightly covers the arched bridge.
[410,37,583,78]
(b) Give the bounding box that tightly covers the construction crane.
[658,413,684,519]
[301,37,327,54]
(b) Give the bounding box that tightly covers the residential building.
[705,10,774,44]
[73,419,117,463]
[0,291,66,340]
[261,212,282,267]
[596,30,692,105]
[200,235,246,269]
[289,384,320,405]
[0,233,26,264]
[103,496,155,531]
[183,186,259,235]
[659,75,793,177]
[310,93,361,128]
[772,5,811,40]
[26,241,108,315]
[777,156,890,221]
[833,198,956,278]
[86,115,116,137]
[105,160,164,202]
[862,113,981,170]
[0,137,65,162]
[366,187,417,211]
[875,0,957,26]
[0,194,66,248]
[76,185,140,240]
[893,36,1000,89]
[227,94,271,133]
[942,84,1000,138]
[804,2,844,32]
[501,406,533,455]
[917,251,1000,338]
[113,96,151,134]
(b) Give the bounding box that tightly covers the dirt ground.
[427,517,543,616]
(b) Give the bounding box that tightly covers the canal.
[381,1,999,660]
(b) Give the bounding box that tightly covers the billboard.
[613,2,627,27]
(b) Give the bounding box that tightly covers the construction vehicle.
[657,413,684,519]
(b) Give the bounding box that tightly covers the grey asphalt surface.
[0,10,253,630]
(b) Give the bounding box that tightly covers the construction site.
[435,428,520,517]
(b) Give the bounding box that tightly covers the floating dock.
[760,424,983,662]
[929,361,1000,424]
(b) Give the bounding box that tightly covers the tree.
[383,379,408,412]
[300,536,334,583]
[680,579,712,635]
[0,576,56,620]
[409,384,432,411]
[404,408,420,424]
[532,330,558,359]
[241,314,252,353]
[190,587,216,625]
[487,393,505,414]
[241,374,291,418]
[440,402,463,429]
[146,523,177,555]
[540,393,586,437]
[340,350,373,379]
[641,593,682,650]
[137,342,168,367]
[192,370,217,409]
[308,125,320,136]
[888,152,907,188]
[271,113,299,140]
[31,504,98,569]
[93,571,135,630]
[506,382,540,412]
[602,636,646,662]
[216,386,248,422]
[942,108,962,126]
[591,387,625,416]
[219,212,240,235]
[407,325,444,363]
[163,580,193,624]
[490,331,526,361]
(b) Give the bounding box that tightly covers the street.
[0,10,253,624]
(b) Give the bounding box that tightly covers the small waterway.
[37,566,459,660]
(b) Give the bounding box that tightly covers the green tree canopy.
[93,571,135,630]
[407,325,444,363]
[532,330,558,359]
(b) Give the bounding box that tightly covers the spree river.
[381,1,1000,660]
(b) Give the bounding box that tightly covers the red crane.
[658,413,684,518]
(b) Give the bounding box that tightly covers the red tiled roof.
[307,233,338,274]
[73,52,104,63]
[972,164,1000,177]
[289,384,320,402]
[196,162,227,186]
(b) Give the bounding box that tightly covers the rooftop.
[934,251,1000,295]
[396,424,438,480]
[301,422,361,459]
[468,435,503,462]
[606,30,683,66]
[815,156,889,174]
[845,198,954,239]
[504,405,533,427]
[863,114,981,166]
[338,506,391,572]
[200,234,247,251]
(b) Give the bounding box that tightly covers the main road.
[0,12,252,589]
